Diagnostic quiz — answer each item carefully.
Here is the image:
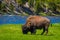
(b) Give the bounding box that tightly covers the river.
[0,15,60,24]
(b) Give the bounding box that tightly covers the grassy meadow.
[0,23,60,40]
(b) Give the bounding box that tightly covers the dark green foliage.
[0,0,60,16]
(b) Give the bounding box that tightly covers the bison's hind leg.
[41,27,45,35]
[45,26,48,35]
[41,27,48,35]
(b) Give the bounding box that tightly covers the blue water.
[0,15,60,24]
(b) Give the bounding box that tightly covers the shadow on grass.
[23,33,54,36]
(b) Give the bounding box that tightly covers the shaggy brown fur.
[22,15,50,35]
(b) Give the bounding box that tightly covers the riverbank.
[0,23,60,40]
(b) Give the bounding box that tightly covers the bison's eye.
[22,25,27,30]
[24,27,27,30]
[27,22,31,27]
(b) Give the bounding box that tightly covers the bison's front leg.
[30,27,36,34]
[31,29,36,34]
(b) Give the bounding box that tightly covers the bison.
[22,15,50,35]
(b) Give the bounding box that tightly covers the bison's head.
[22,25,28,34]
[22,22,31,34]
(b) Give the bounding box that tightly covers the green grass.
[0,23,60,40]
